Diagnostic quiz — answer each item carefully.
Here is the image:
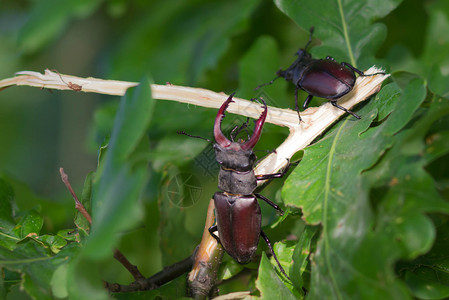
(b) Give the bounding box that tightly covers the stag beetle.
[179,94,290,279]
[257,27,385,121]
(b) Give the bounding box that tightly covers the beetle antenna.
[177,131,211,143]
[254,75,281,90]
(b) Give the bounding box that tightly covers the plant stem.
[59,167,145,281]
[104,255,194,292]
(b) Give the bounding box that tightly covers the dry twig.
[1,68,389,178]
[59,168,145,281]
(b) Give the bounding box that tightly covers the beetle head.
[213,94,267,171]
[276,49,311,84]
[295,48,312,61]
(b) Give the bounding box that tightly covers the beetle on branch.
[181,93,290,279]
[257,27,386,121]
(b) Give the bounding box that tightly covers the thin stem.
[104,254,194,292]
[59,167,145,281]
[59,168,92,224]
[113,250,145,281]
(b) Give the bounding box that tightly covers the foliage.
[1,0,449,299]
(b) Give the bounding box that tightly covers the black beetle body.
[279,56,356,101]
[258,27,385,121]
[206,94,290,278]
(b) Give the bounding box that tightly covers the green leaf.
[400,217,449,299]
[0,241,80,300]
[218,259,245,281]
[50,264,69,299]
[424,3,449,99]
[274,0,402,67]
[428,66,449,99]
[12,209,43,240]
[57,229,80,243]
[256,254,297,299]
[74,171,94,235]
[282,78,449,298]
[155,276,189,300]
[35,234,67,254]
[291,226,319,288]
[0,178,14,223]
[273,240,295,279]
[113,290,162,300]
[374,83,402,121]
[84,77,155,260]
[67,254,109,300]
[158,165,198,266]
[0,179,18,250]
[404,269,449,300]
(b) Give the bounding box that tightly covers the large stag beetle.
[181,94,290,278]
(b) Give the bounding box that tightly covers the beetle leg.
[256,160,291,181]
[294,87,303,123]
[177,131,211,143]
[303,94,314,110]
[330,100,361,119]
[340,62,386,77]
[304,27,314,51]
[260,231,291,281]
[208,225,221,244]
[254,193,284,215]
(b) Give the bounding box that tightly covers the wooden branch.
[188,199,224,299]
[1,68,389,178]
[104,255,194,292]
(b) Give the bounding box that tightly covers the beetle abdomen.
[214,192,261,264]
[300,60,356,99]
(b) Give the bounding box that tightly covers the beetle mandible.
[257,27,385,121]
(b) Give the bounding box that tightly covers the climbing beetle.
[257,27,385,121]
[210,94,290,278]
[180,94,290,278]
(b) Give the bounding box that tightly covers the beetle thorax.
[277,49,313,84]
